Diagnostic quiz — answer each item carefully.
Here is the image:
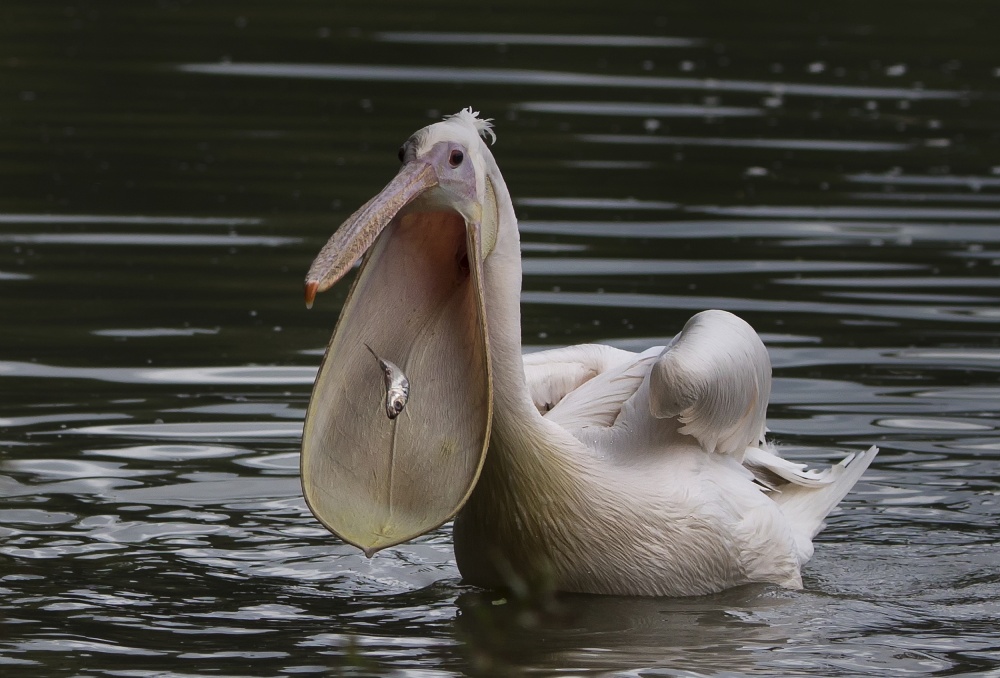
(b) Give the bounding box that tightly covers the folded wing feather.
[523,344,637,415]
[648,310,771,459]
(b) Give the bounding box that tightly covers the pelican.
[301,108,878,597]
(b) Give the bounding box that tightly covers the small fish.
[365,344,409,419]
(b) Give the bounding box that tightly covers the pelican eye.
[448,149,464,167]
[393,401,404,413]
[398,146,406,163]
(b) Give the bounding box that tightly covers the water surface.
[2,1,999,675]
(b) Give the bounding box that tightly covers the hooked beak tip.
[304,280,319,309]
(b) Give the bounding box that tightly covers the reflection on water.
[579,132,915,151]
[2,0,1000,675]
[0,361,315,385]
[372,31,704,48]
[516,100,765,117]
[0,233,298,246]
[180,62,960,100]
[0,215,262,226]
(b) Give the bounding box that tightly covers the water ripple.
[847,173,1000,189]
[849,191,1000,205]
[0,412,129,428]
[518,219,1000,242]
[690,204,1000,221]
[777,276,1000,289]
[4,458,165,480]
[65,422,302,441]
[521,290,995,323]
[179,62,960,100]
[84,444,253,461]
[373,31,702,48]
[0,233,297,247]
[92,327,220,338]
[0,361,316,385]
[517,196,678,211]
[580,133,913,152]
[518,100,763,117]
[521,258,916,276]
[11,639,166,657]
[0,214,262,226]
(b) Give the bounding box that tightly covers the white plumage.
[301,108,879,596]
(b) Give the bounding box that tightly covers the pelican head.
[301,109,504,557]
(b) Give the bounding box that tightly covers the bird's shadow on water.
[449,583,797,675]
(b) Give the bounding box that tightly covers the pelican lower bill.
[301,211,492,556]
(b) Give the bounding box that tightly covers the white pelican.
[301,108,878,597]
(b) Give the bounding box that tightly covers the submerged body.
[301,109,877,596]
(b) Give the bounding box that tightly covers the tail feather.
[770,446,879,550]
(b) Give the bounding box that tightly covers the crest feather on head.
[445,107,496,145]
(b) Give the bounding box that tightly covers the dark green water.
[2,2,999,675]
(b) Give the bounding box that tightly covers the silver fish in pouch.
[365,344,409,419]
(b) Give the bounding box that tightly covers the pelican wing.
[540,346,659,430]
[648,309,771,459]
[523,344,636,414]
[529,311,771,453]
